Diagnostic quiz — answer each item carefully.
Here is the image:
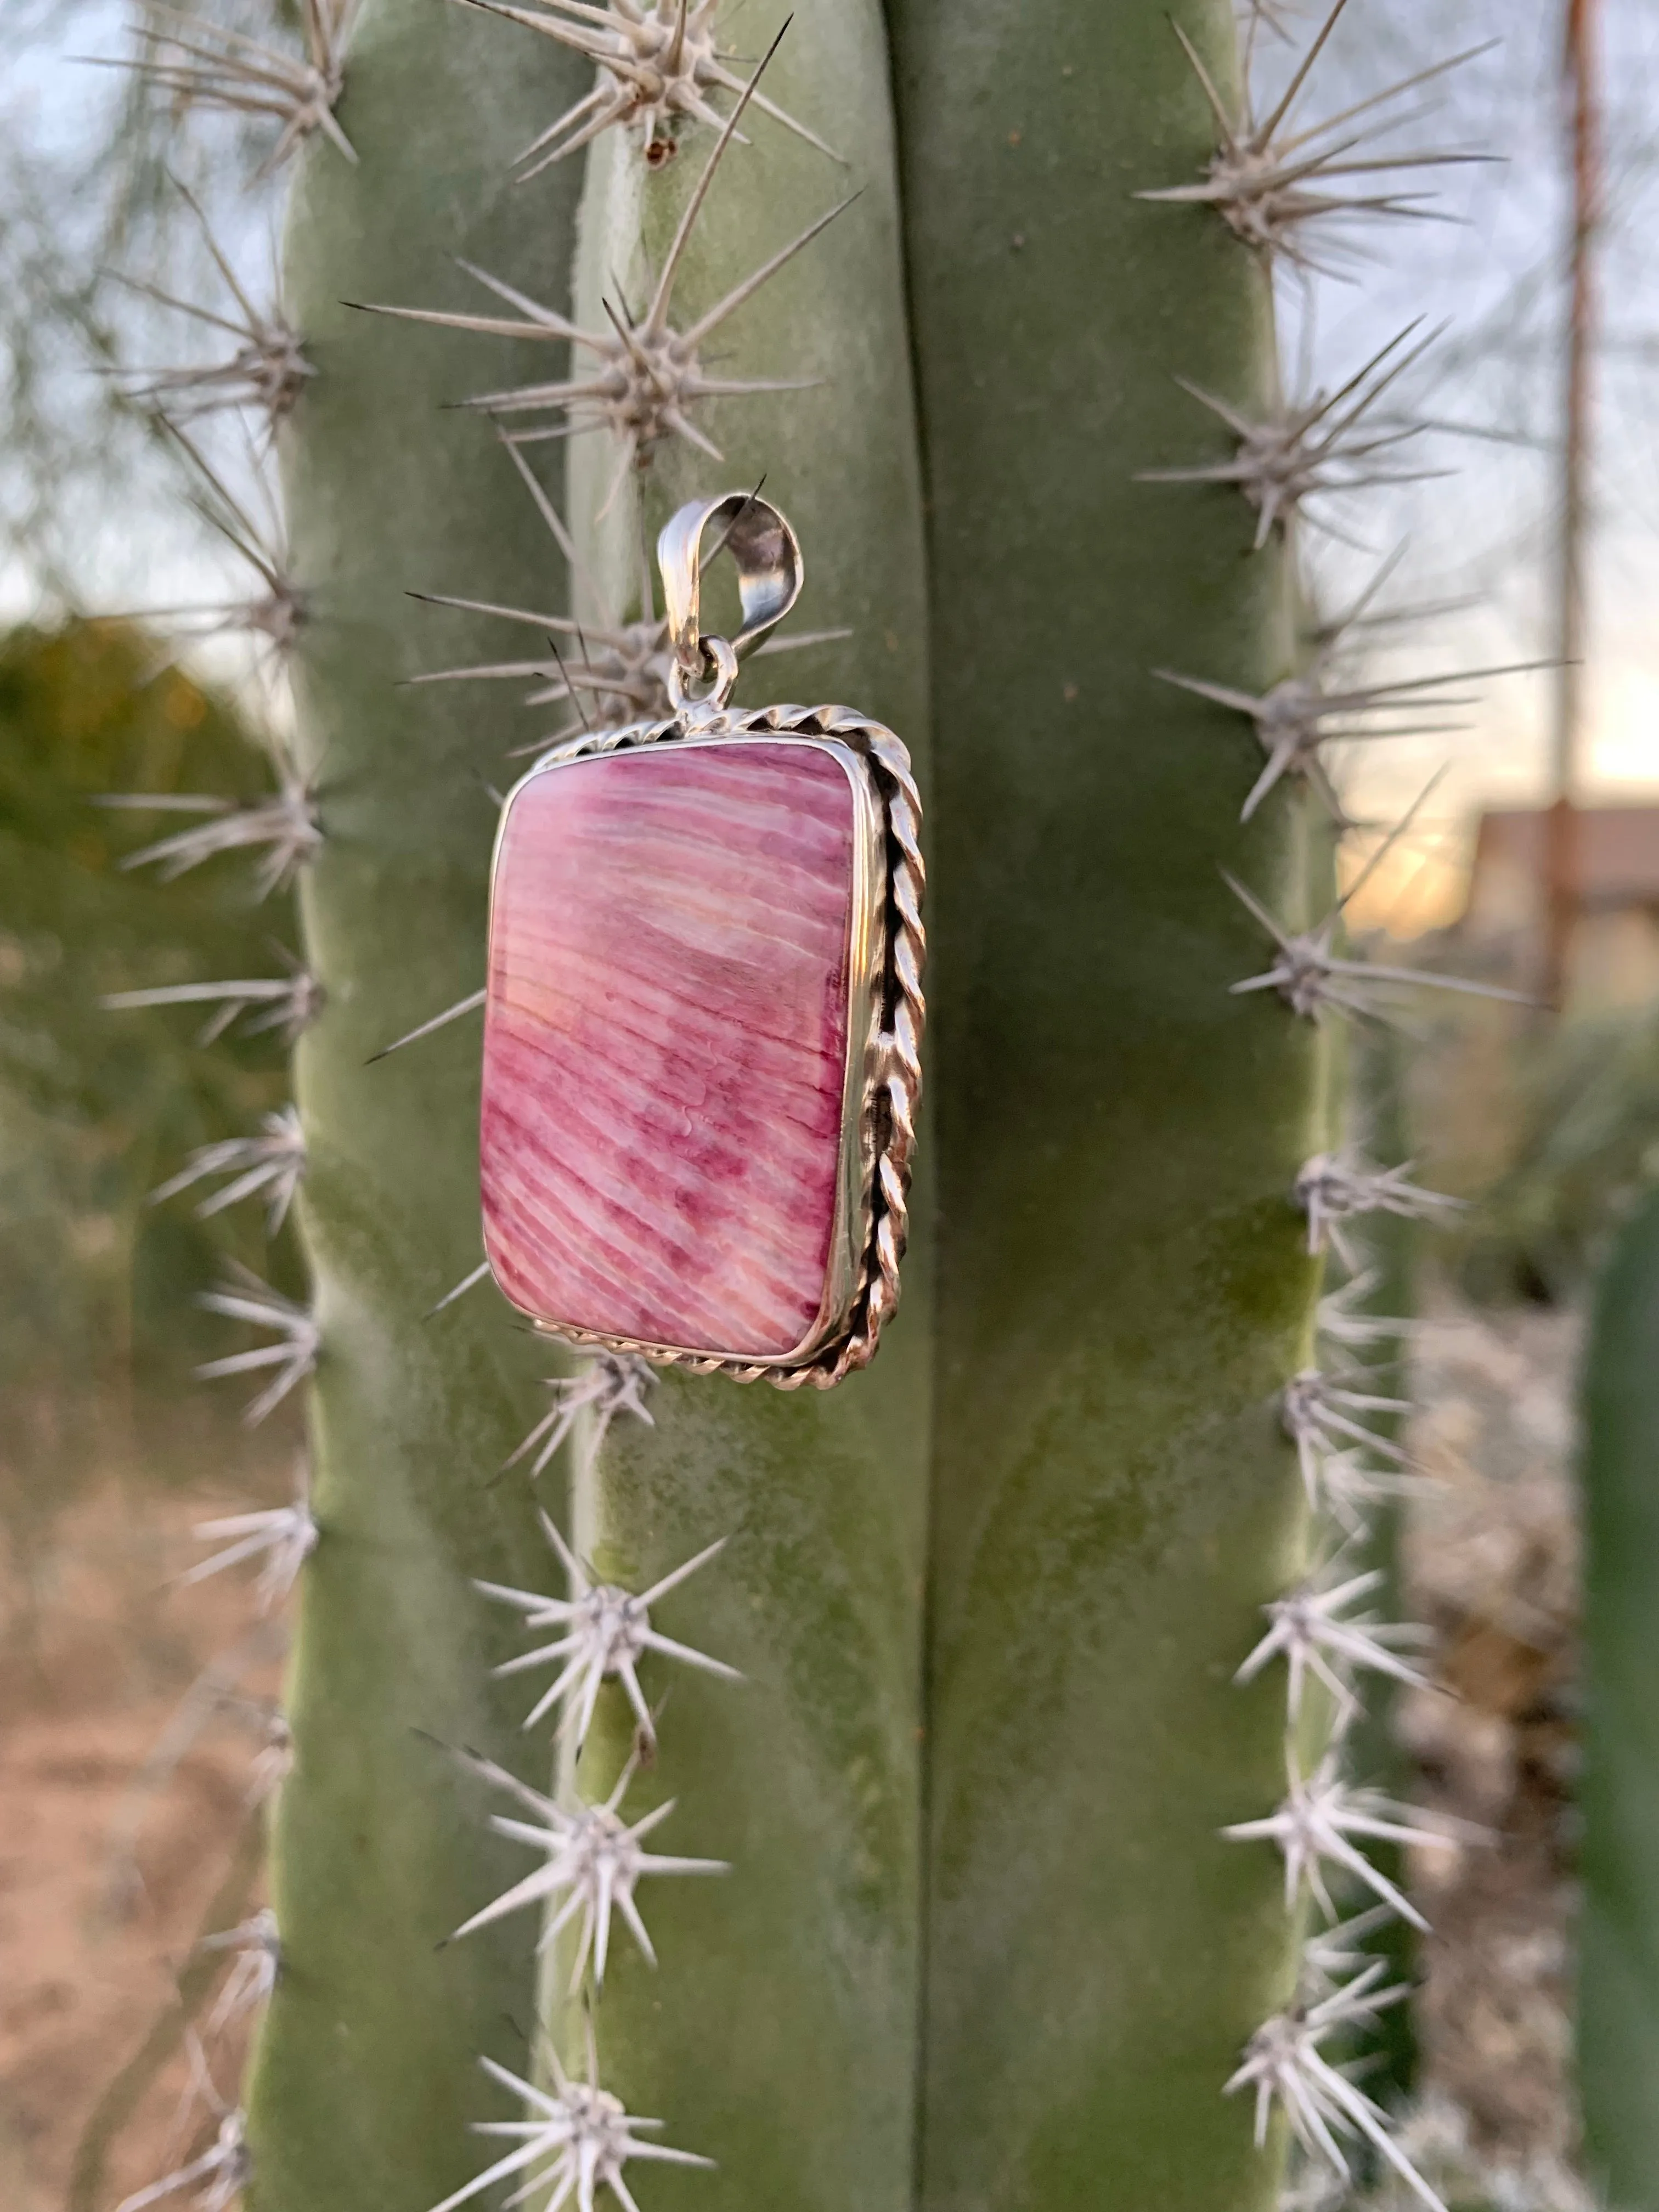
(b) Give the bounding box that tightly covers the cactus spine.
[95,0,1495,2207]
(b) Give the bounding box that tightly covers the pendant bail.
[657,491,804,681]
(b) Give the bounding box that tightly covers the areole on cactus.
[94,0,1502,2208]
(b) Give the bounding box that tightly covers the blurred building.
[1460,803,1659,1005]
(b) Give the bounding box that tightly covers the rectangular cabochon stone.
[481,740,858,1359]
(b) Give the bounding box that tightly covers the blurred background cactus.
[7,2,1659,2211]
[1581,1182,1659,2212]
[0,616,300,1490]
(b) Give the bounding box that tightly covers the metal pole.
[1543,0,1600,1009]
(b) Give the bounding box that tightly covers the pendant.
[479,493,925,1388]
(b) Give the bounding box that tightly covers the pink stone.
[481,739,860,1360]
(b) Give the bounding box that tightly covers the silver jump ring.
[665,633,740,712]
[657,490,804,680]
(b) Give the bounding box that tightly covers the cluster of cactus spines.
[1137,321,1445,549]
[110,177,314,427]
[1225,860,1527,1025]
[247,1709,295,1807]
[1294,1151,1465,1269]
[112,2032,252,2212]
[1139,3,1491,273]
[409,436,847,755]
[1223,1748,1457,1931]
[101,743,321,897]
[356,40,849,503]
[480,1515,738,1743]
[1316,1267,1414,1353]
[1227,1972,1425,2207]
[452,0,842,173]
[438,1740,728,1977]
[505,1353,657,1482]
[200,1909,285,2034]
[430,2043,714,2212]
[119,420,304,665]
[149,1103,308,1231]
[101,958,324,1044]
[1282,1366,1412,1499]
[195,1268,321,1423]
[108,0,357,174]
[83,0,1519,2204]
[183,1461,319,1609]
[1234,1561,1432,1723]
[1155,644,1543,827]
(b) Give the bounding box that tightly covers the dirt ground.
[1400,1295,1586,2209]
[0,1465,287,2212]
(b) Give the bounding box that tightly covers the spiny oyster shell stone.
[481,740,857,1358]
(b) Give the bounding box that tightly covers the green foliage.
[0,618,294,1481]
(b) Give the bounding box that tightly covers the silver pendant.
[480,493,924,1387]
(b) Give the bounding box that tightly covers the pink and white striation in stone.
[481,739,857,1359]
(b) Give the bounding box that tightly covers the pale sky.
[1259,0,1659,927]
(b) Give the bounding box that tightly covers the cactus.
[890,9,1312,2200]
[1581,1180,1659,2211]
[93,1,1503,2208]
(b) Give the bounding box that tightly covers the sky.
[4,0,1659,933]
[1254,0,1659,926]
